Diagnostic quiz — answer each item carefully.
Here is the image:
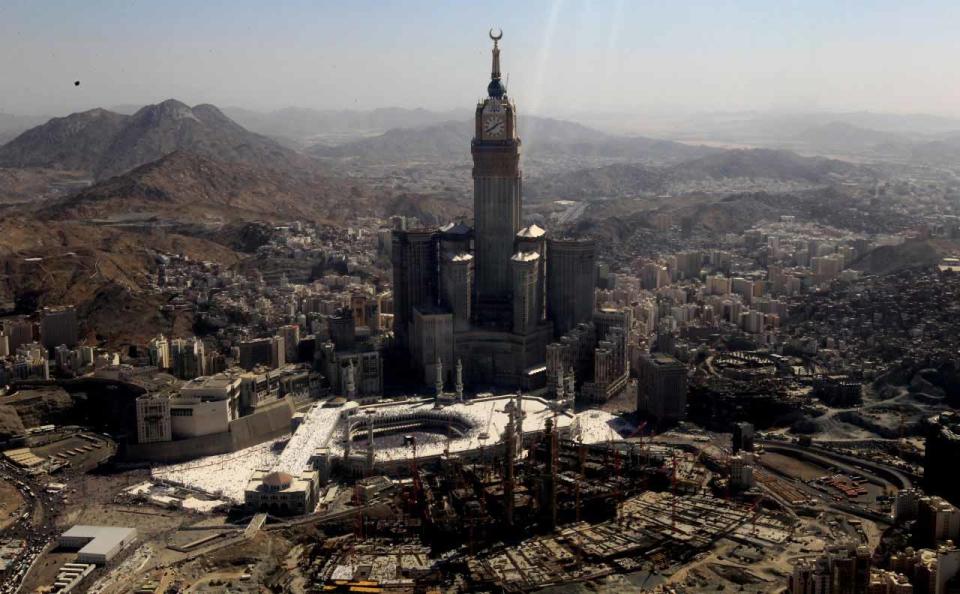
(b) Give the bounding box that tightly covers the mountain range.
[307,117,715,165]
[221,106,472,144]
[0,113,51,145]
[0,100,313,180]
[44,151,366,223]
[525,148,862,201]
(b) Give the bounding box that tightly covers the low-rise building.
[58,525,137,565]
[244,469,319,516]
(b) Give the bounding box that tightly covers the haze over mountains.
[524,148,864,202]
[0,100,312,180]
[0,99,889,220]
[6,102,960,171]
[307,117,715,165]
[222,106,472,146]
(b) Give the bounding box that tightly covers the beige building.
[244,469,319,516]
[135,395,171,444]
[169,373,242,438]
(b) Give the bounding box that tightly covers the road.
[0,461,60,594]
[758,440,913,490]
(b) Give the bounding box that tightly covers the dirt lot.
[172,531,295,592]
[0,479,25,530]
[759,451,893,505]
[759,452,826,481]
[59,502,184,539]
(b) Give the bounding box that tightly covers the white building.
[169,373,242,438]
[58,525,137,565]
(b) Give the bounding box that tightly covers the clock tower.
[472,29,522,323]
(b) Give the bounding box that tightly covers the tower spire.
[487,29,506,98]
[489,28,502,80]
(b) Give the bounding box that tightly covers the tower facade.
[511,252,540,335]
[389,31,597,391]
[547,238,597,337]
[441,253,473,332]
[392,229,439,348]
[472,32,522,320]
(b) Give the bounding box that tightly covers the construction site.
[2,376,918,593]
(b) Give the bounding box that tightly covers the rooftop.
[60,525,136,557]
[511,251,540,262]
[439,221,472,236]
[181,373,241,391]
[517,224,546,239]
[262,471,293,488]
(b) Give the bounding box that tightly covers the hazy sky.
[2,0,960,118]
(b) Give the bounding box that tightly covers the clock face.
[483,113,505,139]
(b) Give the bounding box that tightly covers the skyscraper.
[40,305,79,351]
[638,353,688,425]
[547,238,597,337]
[390,32,594,390]
[392,229,439,350]
[472,30,522,314]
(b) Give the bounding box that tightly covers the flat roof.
[646,353,685,367]
[182,374,240,390]
[60,525,136,556]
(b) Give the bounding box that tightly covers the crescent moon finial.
[489,28,503,41]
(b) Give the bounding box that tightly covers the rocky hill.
[793,122,904,152]
[311,120,469,162]
[0,211,243,347]
[668,148,858,182]
[44,151,366,223]
[0,168,91,204]
[0,113,51,145]
[0,100,315,180]
[0,108,129,174]
[526,148,860,202]
[850,239,951,275]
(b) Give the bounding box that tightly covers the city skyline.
[3,5,960,592]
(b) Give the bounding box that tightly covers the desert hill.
[0,100,316,180]
[44,151,365,223]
